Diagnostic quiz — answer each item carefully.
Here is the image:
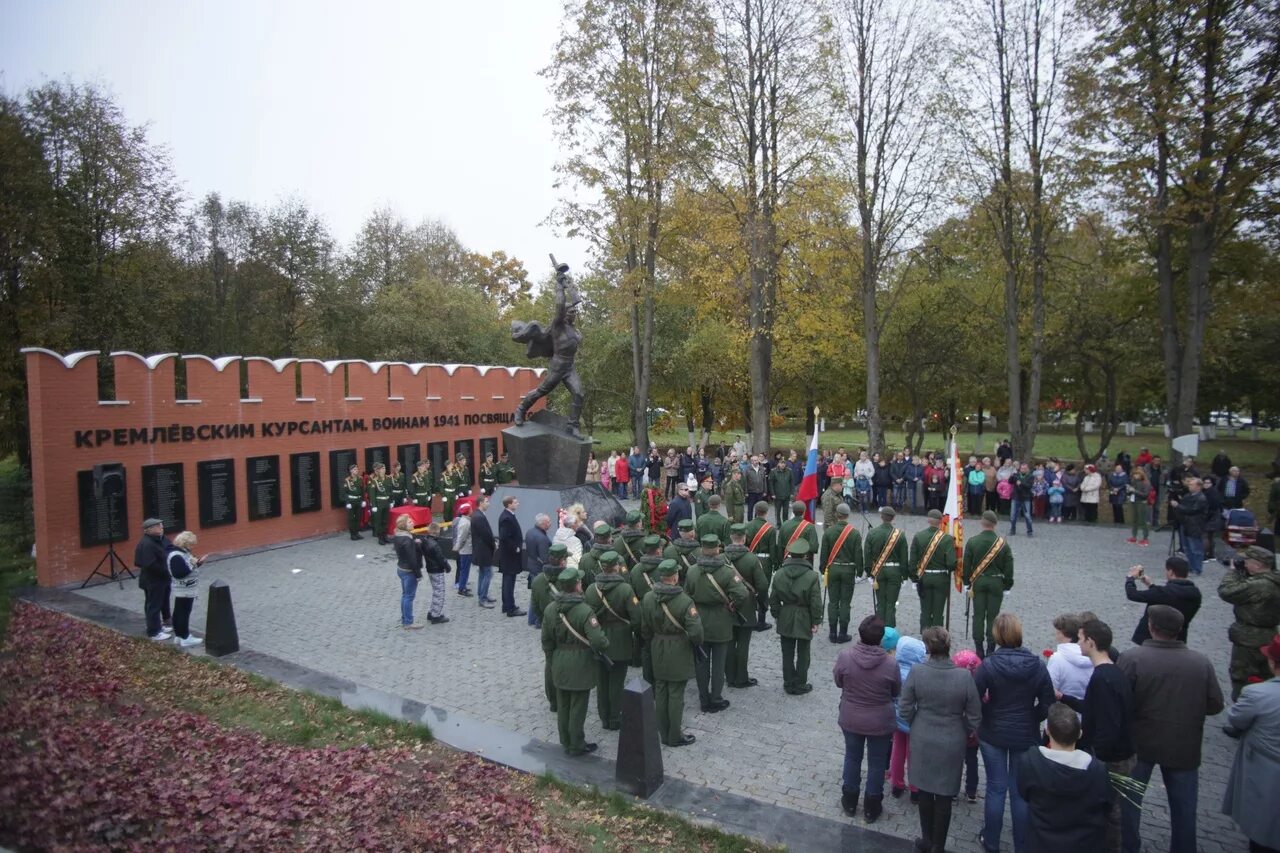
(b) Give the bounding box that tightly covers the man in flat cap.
[911,509,956,632]
[963,510,1013,658]
[134,517,173,640]
[685,534,750,712]
[1219,545,1280,698]
[724,523,769,687]
[770,537,823,694]
[821,503,864,643]
[533,543,570,709]
[585,551,641,729]
[696,493,732,546]
[639,559,702,746]
[864,506,909,628]
[542,567,609,755]
[664,518,701,583]
[577,521,615,587]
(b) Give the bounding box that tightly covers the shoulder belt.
[729,554,757,596]
[705,568,737,608]
[619,537,637,562]
[660,601,691,636]
[559,611,596,648]
[823,524,857,574]
[870,528,903,579]
[749,522,774,552]
[968,538,1006,588]
[786,520,811,551]
[593,584,630,625]
[916,528,948,579]
[678,552,693,572]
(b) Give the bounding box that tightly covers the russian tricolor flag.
[794,417,821,521]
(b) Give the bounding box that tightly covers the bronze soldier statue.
[512,256,585,438]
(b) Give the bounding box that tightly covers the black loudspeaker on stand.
[81,463,135,589]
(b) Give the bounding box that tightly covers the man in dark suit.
[524,512,553,626]
[498,495,526,617]
[666,482,693,536]
[1124,555,1201,645]
[470,495,498,609]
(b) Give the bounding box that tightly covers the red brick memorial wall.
[22,349,543,587]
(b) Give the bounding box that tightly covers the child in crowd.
[952,647,982,803]
[1048,479,1065,523]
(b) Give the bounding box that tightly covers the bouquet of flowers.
[642,484,667,536]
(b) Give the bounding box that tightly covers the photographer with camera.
[1170,477,1210,576]
[1218,546,1280,700]
[1125,556,1201,646]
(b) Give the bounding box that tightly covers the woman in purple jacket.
[833,614,901,823]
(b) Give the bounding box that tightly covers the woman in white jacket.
[1079,464,1104,524]
[1046,613,1094,701]
[552,507,584,568]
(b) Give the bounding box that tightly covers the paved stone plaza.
[77,512,1248,852]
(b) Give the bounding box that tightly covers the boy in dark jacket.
[1017,703,1112,853]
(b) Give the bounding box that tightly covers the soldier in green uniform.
[366,463,392,545]
[724,524,769,687]
[722,468,747,524]
[342,464,365,540]
[864,506,908,628]
[439,462,458,521]
[542,567,610,755]
[770,459,795,523]
[911,509,956,632]
[820,478,844,528]
[769,537,823,694]
[778,501,819,568]
[962,511,1013,658]
[409,459,434,510]
[585,551,641,729]
[496,452,517,485]
[616,510,647,570]
[694,475,716,517]
[696,494,732,546]
[685,534,751,711]
[389,461,407,507]
[577,521,615,587]
[664,519,700,582]
[533,543,570,709]
[1217,545,1280,699]
[479,453,498,495]
[639,559,702,747]
[454,454,471,499]
[745,501,778,631]
[821,503,864,643]
[630,535,666,684]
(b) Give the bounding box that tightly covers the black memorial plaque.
[197,459,237,528]
[364,445,389,475]
[454,439,476,487]
[77,468,129,547]
[290,452,321,514]
[427,441,449,479]
[246,455,282,521]
[397,443,420,478]
[141,463,185,533]
[329,448,357,508]
[479,437,499,466]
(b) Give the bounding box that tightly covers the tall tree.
[546,0,714,450]
[1075,0,1280,454]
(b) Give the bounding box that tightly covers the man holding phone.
[1124,556,1202,646]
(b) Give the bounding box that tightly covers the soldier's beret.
[1243,545,1274,564]
[548,543,570,557]
[700,534,721,548]
[755,500,770,513]
[593,521,614,536]
[927,509,943,520]
[642,534,663,548]
[981,510,999,524]
[879,506,896,519]
[625,510,642,524]
[787,538,812,556]
[599,550,621,566]
[557,567,582,583]
[677,519,695,530]
[657,559,679,577]
[729,523,747,535]
[836,503,851,516]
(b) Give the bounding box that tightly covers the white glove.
[361,501,367,508]
[345,503,351,510]
[912,582,919,591]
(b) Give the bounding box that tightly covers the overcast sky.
[0,0,590,276]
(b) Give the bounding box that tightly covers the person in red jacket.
[612,451,630,500]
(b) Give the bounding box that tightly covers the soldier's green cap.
[729,523,747,535]
[593,521,614,536]
[557,567,582,583]
[599,550,621,566]
[836,503,851,516]
[700,534,721,548]
[548,543,570,557]
[927,509,943,521]
[677,519,695,530]
[625,510,642,524]
[657,558,680,578]
[755,500,770,513]
[1243,545,1274,563]
[981,510,999,524]
[879,506,896,519]
[642,534,663,548]
[787,538,813,556]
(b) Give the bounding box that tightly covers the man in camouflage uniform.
[722,468,747,524]
[342,464,365,540]
[911,509,956,632]
[821,503,863,643]
[1218,545,1280,699]
[585,551,641,729]
[639,559,703,746]
[577,521,615,587]
[821,478,844,528]
[770,537,823,694]
[685,534,751,712]
[745,501,778,631]
[778,500,819,568]
[724,524,769,688]
[409,459,434,510]
[367,462,392,545]
[616,510,647,570]
[496,453,517,485]
[963,510,1012,658]
[863,506,908,628]
[630,535,666,684]
[664,518,700,583]
[696,494,732,546]
[542,567,610,755]
[532,543,570,708]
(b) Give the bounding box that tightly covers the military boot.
[838,621,852,643]
[829,624,840,643]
